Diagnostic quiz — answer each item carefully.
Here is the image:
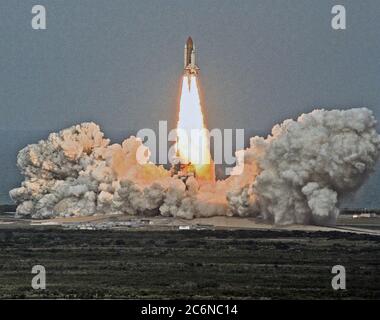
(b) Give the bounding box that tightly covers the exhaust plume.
[10,108,380,225]
[226,108,380,224]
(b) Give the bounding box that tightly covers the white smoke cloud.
[227,108,380,225]
[10,108,380,225]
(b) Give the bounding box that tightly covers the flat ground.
[0,226,379,299]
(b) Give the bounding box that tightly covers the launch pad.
[1,209,379,236]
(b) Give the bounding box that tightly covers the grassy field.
[0,227,379,299]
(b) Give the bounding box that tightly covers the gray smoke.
[10,108,380,225]
[227,108,380,225]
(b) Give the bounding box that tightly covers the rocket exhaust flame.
[174,74,215,182]
[173,38,215,182]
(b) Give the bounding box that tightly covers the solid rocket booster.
[184,37,199,75]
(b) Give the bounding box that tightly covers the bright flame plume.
[175,75,215,182]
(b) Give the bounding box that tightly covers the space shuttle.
[184,37,199,75]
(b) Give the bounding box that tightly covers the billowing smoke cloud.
[10,108,380,225]
[227,108,380,225]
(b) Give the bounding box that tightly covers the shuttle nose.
[186,36,193,47]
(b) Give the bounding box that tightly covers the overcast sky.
[0,0,379,206]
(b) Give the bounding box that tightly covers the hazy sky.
[1,0,380,206]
